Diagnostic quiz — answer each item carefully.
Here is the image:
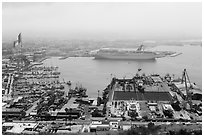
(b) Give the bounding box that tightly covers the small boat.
[31,62,43,66]
[170,52,182,57]
[59,56,69,60]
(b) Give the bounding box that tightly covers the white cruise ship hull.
[95,54,157,60]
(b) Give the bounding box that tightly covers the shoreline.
[39,57,50,62]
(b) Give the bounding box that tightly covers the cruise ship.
[94,45,163,60]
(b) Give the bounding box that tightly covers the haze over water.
[43,45,202,97]
[3,2,201,41]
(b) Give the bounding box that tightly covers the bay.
[43,45,202,97]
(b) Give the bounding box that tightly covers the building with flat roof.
[3,122,38,134]
[106,74,173,118]
[108,75,172,102]
[2,108,26,118]
[113,91,172,101]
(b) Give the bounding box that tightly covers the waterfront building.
[106,74,175,120]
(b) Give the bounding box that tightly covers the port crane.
[181,69,192,109]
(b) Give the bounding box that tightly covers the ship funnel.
[137,45,144,51]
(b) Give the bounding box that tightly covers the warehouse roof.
[113,91,172,101]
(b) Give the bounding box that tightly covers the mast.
[181,69,192,109]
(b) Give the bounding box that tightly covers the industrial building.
[106,74,176,120]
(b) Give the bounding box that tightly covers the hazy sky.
[2,2,202,41]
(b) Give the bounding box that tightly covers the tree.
[128,111,138,120]
[163,110,173,118]
[92,109,104,117]
[119,124,161,135]
[147,122,155,131]
[5,116,9,122]
[171,101,181,111]
[126,84,132,92]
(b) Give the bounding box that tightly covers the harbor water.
[43,45,202,97]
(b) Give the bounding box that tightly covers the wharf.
[25,99,39,116]
[59,98,77,113]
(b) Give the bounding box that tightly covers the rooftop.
[113,91,172,101]
[3,122,38,134]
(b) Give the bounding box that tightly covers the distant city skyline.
[2,2,202,41]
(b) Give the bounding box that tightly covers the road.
[10,119,91,125]
[25,99,40,116]
[8,119,201,126]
